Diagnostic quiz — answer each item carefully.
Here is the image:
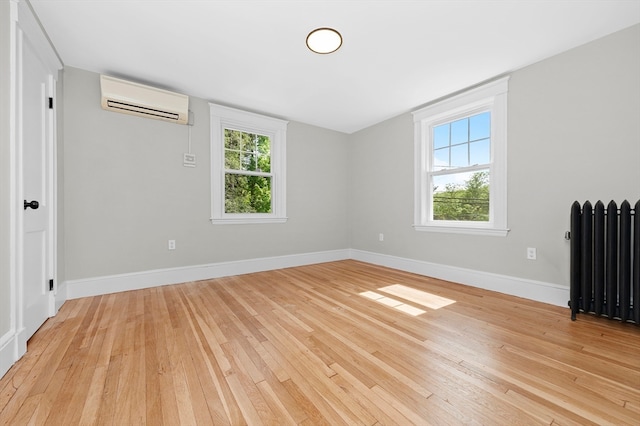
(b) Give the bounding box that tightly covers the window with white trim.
[412,77,509,236]
[210,103,288,224]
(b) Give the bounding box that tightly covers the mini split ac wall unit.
[100,75,189,124]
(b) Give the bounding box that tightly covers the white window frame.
[210,103,288,224]
[412,76,509,236]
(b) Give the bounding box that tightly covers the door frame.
[1,0,62,374]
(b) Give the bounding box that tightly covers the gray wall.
[63,24,639,289]
[349,24,640,287]
[63,67,350,280]
[1,0,11,337]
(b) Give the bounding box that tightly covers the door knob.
[24,200,39,210]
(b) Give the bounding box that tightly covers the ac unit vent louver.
[100,75,189,125]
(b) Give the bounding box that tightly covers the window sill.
[210,217,288,225]
[413,224,509,237]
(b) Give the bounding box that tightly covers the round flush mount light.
[306,27,342,54]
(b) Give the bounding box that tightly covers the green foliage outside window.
[224,129,272,213]
[433,171,489,221]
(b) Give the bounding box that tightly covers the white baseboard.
[349,249,569,307]
[0,332,16,379]
[63,248,568,308]
[66,249,351,299]
[0,329,27,379]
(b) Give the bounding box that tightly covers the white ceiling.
[29,0,640,134]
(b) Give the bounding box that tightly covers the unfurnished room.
[1,0,639,424]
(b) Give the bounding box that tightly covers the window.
[210,103,288,224]
[412,77,509,236]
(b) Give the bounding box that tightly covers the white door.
[21,35,54,340]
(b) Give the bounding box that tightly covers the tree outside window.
[224,129,272,213]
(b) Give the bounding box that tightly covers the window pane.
[433,147,449,171]
[225,149,240,170]
[450,118,468,144]
[225,173,272,213]
[470,138,490,165]
[256,135,271,173]
[469,112,490,141]
[433,124,449,149]
[450,144,468,168]
[432,170,490,222]
[224,129,271,172]
[241,151,255,170]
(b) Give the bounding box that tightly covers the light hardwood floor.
[1,260,638,425]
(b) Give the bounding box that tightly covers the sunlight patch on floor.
[379,284,456,310]
[359,284,456,316]
[359,291,427,316]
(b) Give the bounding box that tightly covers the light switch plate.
[183,153,196,167]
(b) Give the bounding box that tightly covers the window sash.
[223,128,271,173]
[429,163,489,177]
[430,168,490,222]
[432,110,491,171]
[225,169,273,178]
[224,173,273,214]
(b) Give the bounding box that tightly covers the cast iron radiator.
[569,200,639,324]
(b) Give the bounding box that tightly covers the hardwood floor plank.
[182,288,245,425]
[370,384,431,426]
[221,340,276,423]
[0,306,90,423]
[142,292,164,426]
[291,296,435,402]
[1,260,638,425]
[255,380,298,426]
[95,352,121,424]
[260,338,359,425]
[279,379,327,426]
[153,291,187,426]
[461,357,636,425]
[212,310,310,424]
[4,394,42,426]
[78,364,108,425]
[256,319,369,425]
[329,362,413,426]
[223,370,268,425]
[504,388,595,426]
[625,398,640,415]
[171,288,234,426]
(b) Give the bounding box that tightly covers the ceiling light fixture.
[306,27,342,54]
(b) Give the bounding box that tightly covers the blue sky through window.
[433,111,491,171]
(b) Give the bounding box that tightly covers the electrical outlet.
[379,233,384,242]
[527,247,536,260]
[168,240,176,250]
